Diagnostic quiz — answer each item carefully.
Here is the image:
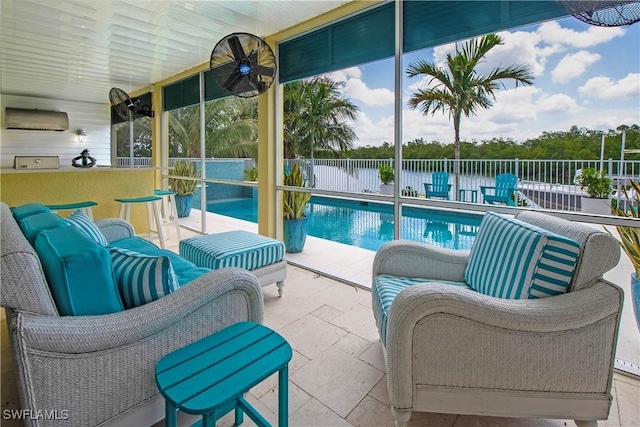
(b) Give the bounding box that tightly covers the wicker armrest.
[388,280,622,335]
[13,268,263,354]
[373,240,469,282]
[95,218,135,242]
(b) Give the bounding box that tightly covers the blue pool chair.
[480,173,518,206]
[424,171,452,199]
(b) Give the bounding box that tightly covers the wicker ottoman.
[179,230,287,296]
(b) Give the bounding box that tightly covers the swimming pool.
[207,196,482,251]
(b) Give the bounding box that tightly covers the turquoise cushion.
[65,210,109,246]
[34,226,123,315]
[173,268,212,287]
[18,212,69,245]
[465,212,580,299]
[372,275,470,346]
[110,247,180,309]
[179,230,285,270]
[108,237,210,286]
[109,237,197,273]
[11,203,51,221]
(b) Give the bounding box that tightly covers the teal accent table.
[458,189,478,203]
[155,322,292,427]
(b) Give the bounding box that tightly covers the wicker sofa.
[0,201,264,427]
[372,211,624,427]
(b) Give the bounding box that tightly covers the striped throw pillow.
[110,247,179,309]
[527,226,581,298]
[66,210,109,246]
[465,212,579,299]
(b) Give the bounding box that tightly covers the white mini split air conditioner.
[4,108,69,131]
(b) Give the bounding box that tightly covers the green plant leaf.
[607,180,640,275]
[168,160,198,196]
[283,164,311,220]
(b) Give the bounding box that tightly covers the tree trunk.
[453,114,461,201]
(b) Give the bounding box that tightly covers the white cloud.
[537,21,625,49]
[578,73,640,100]
[536,93,582,114]
[477,86,540,125]
[350,111,394,147]
[552,50,600,83]
[490,30,546,77]
[343,78,394,106]
[323,67,361,83]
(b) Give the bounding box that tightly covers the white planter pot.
[581,196,611,215]
[380,184,394,195]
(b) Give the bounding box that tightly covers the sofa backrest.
[514,211,620,291]
[1,202,59,316]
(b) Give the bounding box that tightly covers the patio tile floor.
[149,258,639,427]
[172,210,640,427]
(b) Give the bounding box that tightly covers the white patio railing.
[117,157,639,212]
[283,158,639,212]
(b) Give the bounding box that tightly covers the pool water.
[207,196,482,251]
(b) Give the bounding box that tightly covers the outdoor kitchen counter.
[0,167,156,232]
[0,166,157,174]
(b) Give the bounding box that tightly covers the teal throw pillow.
[11,203,51,221]
[19,212,69,245]
[465,212,580,299]
[109,247,179,309]
[66,210,109,246]
[34,226,123,315]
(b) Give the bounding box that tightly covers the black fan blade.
[227,36,247,62]
[248,73,266,93]
[223,70,245,91]
[252,64,275,77]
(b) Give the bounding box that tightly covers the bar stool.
[154,189,181,242]
[46,201,98,219]
[114,196,165,248]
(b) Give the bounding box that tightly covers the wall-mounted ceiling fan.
[556,0,640,26]
[209,32,277,98]
[109,87,153,122]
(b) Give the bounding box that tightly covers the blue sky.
[324,17,639,147]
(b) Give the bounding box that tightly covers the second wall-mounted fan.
[209,32,277,98]
[109,87,153,122]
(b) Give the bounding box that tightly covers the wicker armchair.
[1,202,264,427]
[372,211,623,427]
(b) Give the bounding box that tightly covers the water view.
[208,196,482,251]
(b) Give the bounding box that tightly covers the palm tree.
[407,33,534,199]
[284,77,359,186]
[168,97,257,159]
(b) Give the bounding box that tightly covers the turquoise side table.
[458,188,478,203]
[156,322,292,427]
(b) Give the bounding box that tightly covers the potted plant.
[283,164,311,253]
[379,164,395,195]
[169,160,198,218]
[244,167,258,181]
[609,180,640,331]
[575,167,613,215]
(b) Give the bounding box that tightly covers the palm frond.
[608,180,640,275]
